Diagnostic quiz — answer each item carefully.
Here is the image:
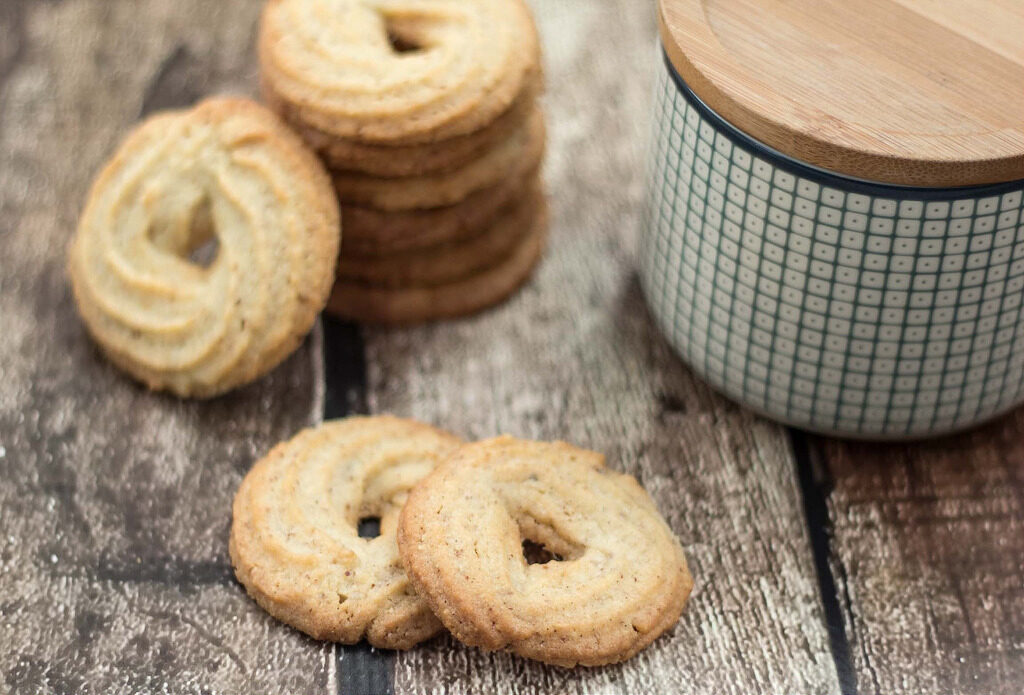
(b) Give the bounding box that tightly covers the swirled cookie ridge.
[259,0,540,144]
[398,436,694,666]
[230,416,461,648]
[68,98,339,397]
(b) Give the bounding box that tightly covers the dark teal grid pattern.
[640,62,1024,437]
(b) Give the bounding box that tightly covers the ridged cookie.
[340,164,540,256]
[397,436,693,667]
[331,108,545,210]
[229,416,461,649]
[290,73,542,176]
[67,97,340,398]
[259,0,540,144]
[336,186,543,288]
[328,202,547,324]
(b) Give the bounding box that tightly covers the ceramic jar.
[641,0,1024,438]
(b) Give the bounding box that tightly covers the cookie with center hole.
[258,0,540,145]
[67,97,340,398]
[397,436,694,667]
[229,416,461,648]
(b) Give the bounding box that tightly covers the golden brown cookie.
[336,186,543,288]
[229,416,461,649]
[331,109,545,210]
[327,202,547,324]
[292,73,542,176]
[259,0,540,145]
[340,165,540,256]
[397,436,693,667]
[67,97,340,398]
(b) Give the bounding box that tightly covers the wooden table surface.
[1,1,1021,693]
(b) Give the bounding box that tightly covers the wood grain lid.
[658,0,1024,187]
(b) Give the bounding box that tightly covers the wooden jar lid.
[658,0,1024,187]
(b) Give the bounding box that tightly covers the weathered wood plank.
[321,318,397,695]
[362,1,840,692]
[816,414,1024,695]
[0,0,330,692]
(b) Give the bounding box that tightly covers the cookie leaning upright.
[230,416,462,649]
[397,436,694,667]
[67,97,340,398]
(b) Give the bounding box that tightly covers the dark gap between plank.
[322,316,394,695]
[789,428,858,695]
[323,316,370,420]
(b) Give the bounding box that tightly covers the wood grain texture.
[816,413,1024,695]
[659,0,1024,186]
[0,0,329,692]
[362,1,840,692]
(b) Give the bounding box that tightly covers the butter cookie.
[397,436,693,666]
[67,97,339,398]
[230,416,461,648]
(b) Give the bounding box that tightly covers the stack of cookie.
[258,0,547,324]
